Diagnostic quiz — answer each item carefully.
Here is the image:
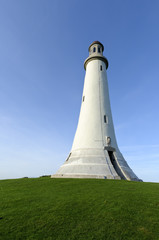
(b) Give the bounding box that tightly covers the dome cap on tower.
[89,41,104,52]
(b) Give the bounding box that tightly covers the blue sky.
[0,0,159,182]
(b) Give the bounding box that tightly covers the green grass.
[0,178,159,240]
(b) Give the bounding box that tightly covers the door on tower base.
[108,151,126,180]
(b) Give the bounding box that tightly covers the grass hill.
[0,177,159,240]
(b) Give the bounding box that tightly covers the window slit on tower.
[100,65,102,71]
[104,115,107,123]
[83,96,85,102]
[93,47,96,52]
[98,47,100,53]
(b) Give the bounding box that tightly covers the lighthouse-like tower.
[52,41,140,181]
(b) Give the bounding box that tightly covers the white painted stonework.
[52,41,141,181]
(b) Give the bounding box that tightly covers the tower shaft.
[52,41,140,181]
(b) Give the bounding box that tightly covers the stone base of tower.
[51,148,142,181]
[51,173,121,180]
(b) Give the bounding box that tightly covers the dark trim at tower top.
[84,55,109,70]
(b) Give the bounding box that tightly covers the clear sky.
[0,0,159,182]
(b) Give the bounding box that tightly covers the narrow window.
[104,115,107,123]
[82,96,85,102]
[93,47,96,52]
[98,47,100,53]
[100,65,102,71]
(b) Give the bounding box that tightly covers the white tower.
[52,41,141,181]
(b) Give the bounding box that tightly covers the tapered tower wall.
[72,59,118,150]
